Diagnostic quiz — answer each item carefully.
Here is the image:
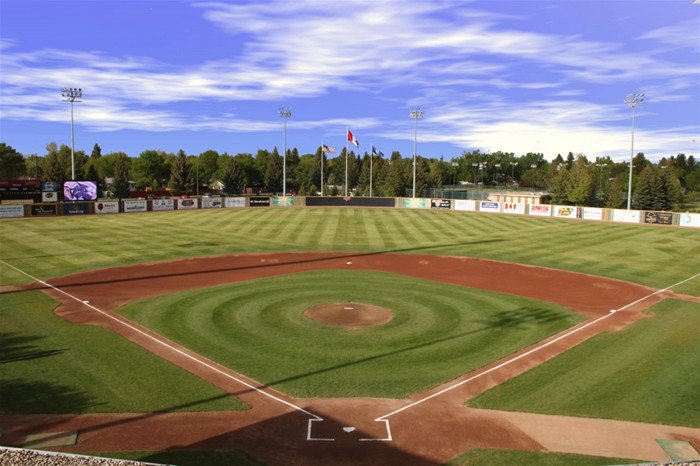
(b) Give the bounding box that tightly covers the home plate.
[343,427,356,433]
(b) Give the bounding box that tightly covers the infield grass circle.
[118,270,583,398]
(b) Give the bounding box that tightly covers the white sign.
[479,201,500,213]
[678,213,700,228]
[553,205,578,218]
[95,201,119,214]
[202,197,222,208]
[454,199,476,211]
[177,198,198,210]
[225,197,246,208]
[612,209,640,224]
[42,192,58,202]
[152,199,174,211]
[528,205,551,217]
[502,202,526,215]
[124,200,147,212]
[582,207,603,221]
[0,205,24,218]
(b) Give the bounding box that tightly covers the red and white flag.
[347,129,359,147]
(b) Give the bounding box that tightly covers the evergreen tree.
[414,157,429,197]
[112,153,131,200]
[264,147,283,193]
[565,156,594,205]
[85,161,101,197]
[604,177,625,208]
[658,166,683,210]
[169,149,193,196]
[0,143,26,179]
[547,165,569,204]
[565,152,575,170]
[220,157,246,195]
[383,151,405,196]
[632,165,656,210]
[90,143,102,160]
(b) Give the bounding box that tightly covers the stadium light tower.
[279,107,292,195]
[61,88,83,180]
[624,93,644,209]
[410,108,423,198]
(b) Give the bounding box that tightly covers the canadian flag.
[347,129,359,147]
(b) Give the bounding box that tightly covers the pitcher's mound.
[304,302,392,329]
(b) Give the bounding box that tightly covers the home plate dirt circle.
[303,302,393,329]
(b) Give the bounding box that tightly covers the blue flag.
[371,145,384,157]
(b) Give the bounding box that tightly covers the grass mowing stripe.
[448,449,642,465]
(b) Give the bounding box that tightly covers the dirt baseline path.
[3,252,698,465]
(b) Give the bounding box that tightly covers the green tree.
[604,177,626,208]
[197,150,219,186]
[264,147,283,193]
[382,151,405,196]
[112,153,132,200]
[632,165,656,210]
[565,156,594,205]
[547,165,569,204]
[0,143,26,179]
[90,143,102,160]
[220,157,246,195]
[169,149,193,196]
[133,150,169,189]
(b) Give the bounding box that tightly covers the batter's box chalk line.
[306,418,392,442]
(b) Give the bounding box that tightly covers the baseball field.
[1,206,698,465]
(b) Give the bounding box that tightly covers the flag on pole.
[347,129,359,147]
[322,144,336,154]
[371,145,384,157]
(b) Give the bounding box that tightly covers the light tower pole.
[61,88,82,180]
[410,108,423,198]
[624,93,644,209]
[279,107,292,195]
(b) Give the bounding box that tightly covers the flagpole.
[345,127,349,196]
[370,143,373,197]
[321,144,324,196]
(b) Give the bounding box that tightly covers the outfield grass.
[1,208,698,294]
[117,270,583,398]
[469,299,700,427]
[448,448,641,465]
[0,291,246,414]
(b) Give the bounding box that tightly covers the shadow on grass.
[0,332,66,365]
[0,378,102,415]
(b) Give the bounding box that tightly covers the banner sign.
[553,205,578,218]
[177,198,198,210]
[152,199,175,211]
[403,198,427,209]
[249,196,271,207]
[95,201,119,214]
[431,199,452,209]
[0,205,24,218]
[305,196,395,207]
[454,199,477,211]
[643,211,673,225]
[42,192,58,202]
[201,197,223,208]
[30,204,58,216]
[1,199,33,205]
[479,201,500,213]
[678,213,700,228]
[502,202,526,215]
[582,207,603,221]
[62,202,91,215]
[528,204,551,217]
[124,199,148,212]
[224,197,246,208]
[612,209,640,224]
[64,181,97,201]
[42,181,58,192]
[272,196,294,207]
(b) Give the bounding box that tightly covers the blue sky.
[1,0,698,161]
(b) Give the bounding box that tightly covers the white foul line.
[375,271,700,422]
[0,259,323,424]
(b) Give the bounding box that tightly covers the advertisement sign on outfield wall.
[431,199,452,209]
[63,181,97,201]
[224,197,246,208]
[30,204,58,216]
[454,199,477,211]
[528,204,551,217]
[403,198,427,209]
[152,199,175,211]
[202,197,223,208]
[479,201,500,213]
[502,203,526,215]
[249,196,271,207]
[553,205,578,218]
[62,202,91,215]
[679,213,700,228]
[612,209,640,224]
[95,201,119,214]
[643,212,673,225]
[582,207,603,221]
[0,205,24,218]
[42,192,58,202]
[124,200,148,212]
[177,198,198,210]
[272,196,294,207]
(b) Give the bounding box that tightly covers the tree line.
[0,142,697,210]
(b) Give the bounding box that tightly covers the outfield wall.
[2,195,698,228]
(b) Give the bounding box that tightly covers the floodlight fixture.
[410,108,423,198]
[279,107,292,195]
[624,93,644,209]
[61,88,83,180]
